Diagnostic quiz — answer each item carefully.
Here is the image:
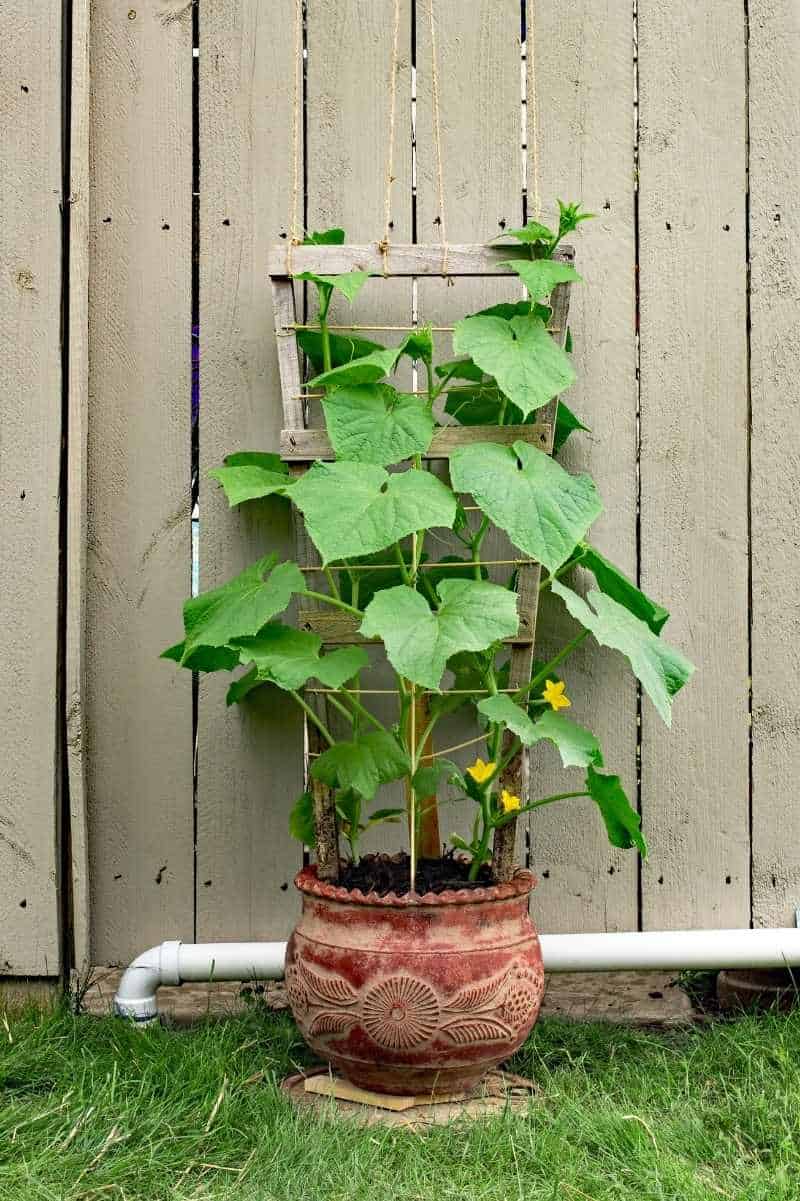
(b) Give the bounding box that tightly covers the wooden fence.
[2,0,799,976]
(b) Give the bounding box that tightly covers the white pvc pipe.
[113,928,800,1023]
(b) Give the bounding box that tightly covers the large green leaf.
[291,461,456,564]
[476,695,603,769]
[302,228,345,245]
[208,452,292,507]
[181,555,304,661]
[553,401,589,454]
[308,346,402,389]
[161,641,239,673]
[231,623,368,691]
[586,764,646,855]
[450,440,602,573]
[502,259,582,300]
[579,544,669,634]
[497,219,555,246]
[297,328,382,372]
[321,384,434,465]
[288,792,316,845]
[360,579,519,691]
[294,270,372,303]
[551,580,694,726]
[452,314,575,418]
[311,731,410,801]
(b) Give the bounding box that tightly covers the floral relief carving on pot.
[286,958,543,1050]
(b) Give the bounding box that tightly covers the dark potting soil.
[338,852,496,897]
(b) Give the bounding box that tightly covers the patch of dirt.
[338,852,495,897]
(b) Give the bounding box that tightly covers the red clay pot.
[285,861,544,1096]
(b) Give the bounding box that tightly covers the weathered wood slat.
[638,0,749,929]
[0,0,63,975]
[197,0,303,940]
[86,0,195,963]
[749,0,800,927]
[280,423,551,462]
[269,242,573,277]
[520,0,640,933]
[66,0,92,974]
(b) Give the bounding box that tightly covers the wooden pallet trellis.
[268,242,573,883]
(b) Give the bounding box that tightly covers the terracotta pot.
[286,861,544,1096]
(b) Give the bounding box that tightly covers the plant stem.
[494,790,590,825]
[470,515,490,581]
[323,565,341,600]
[515,629,590,703]
[324,693,356,728]
[318,289,333,373]
[393,543,411,585]
[301,589,363,619]
[339,687,387,734]
[289,691,334,746]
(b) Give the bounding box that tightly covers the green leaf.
[498,219,555,246]
[557,200,595,238]
[398,325,433,363]
[435,356,484,382]
[161,641,239,673]
[181,555,304,661]
[360,579,519,691]
[321,384,434,465]
[232,623,369,691]
[450,440,603,573]
[294,270,372,303]
[553,401,589,455]
[502,259,582,300]
[311,731,410,801]
[586,764,646,856]
[291,461,456,564]
[226,665,264,706]
[411,758,462,797]
[468,299,539,321]
[551,580,694,726]
[208,452,292,507]
[579,544,669,635]
[452,314,576,418]
[297,328,382,373]
[308,346,402,388]
[365,806,405,828]
[476,696,602,769]
[444,382,510,426]
[289,792,316,845]
[302,228,345,245]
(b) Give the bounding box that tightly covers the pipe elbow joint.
[113,940,182,1024]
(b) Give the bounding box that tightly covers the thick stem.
[339,687,387,734]
[301,589,363,619]
[289,690,334,745]
[514,628,591,703]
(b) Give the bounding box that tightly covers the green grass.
[1,1002,799,1201]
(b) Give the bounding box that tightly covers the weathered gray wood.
[271,278,304,430]
[638,0,749,928]
[268,242,572,277]
[66,0,92,974]
[86,0,194,963]
[518,0,640,934]
[280,423,551,461]
[0,0,63,975]
[749,1,800,927]
[197,1,303,940]
[415,0,528,869]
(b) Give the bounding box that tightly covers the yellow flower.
[500,789,521,813]
[467,757,496,785]
[542,679,571,711]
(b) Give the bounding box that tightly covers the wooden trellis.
[268,242,573,883]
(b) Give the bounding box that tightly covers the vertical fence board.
[0,0,63,975]
[67,0,92,973]
[86,1,194,962]
[749,1,800,926]
[525,1,639,933]
[415,0,523,856]
[197,1,302,940]
[304,0,413,855]
[638,1,750,928]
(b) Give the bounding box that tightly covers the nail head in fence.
[269,244,574,883]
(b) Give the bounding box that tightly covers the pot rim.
[294,861,536,908]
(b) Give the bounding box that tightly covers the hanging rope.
[426,0,450,278]
[525,0,541,220]
[379,0,403,275]
[287,0,304,273]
